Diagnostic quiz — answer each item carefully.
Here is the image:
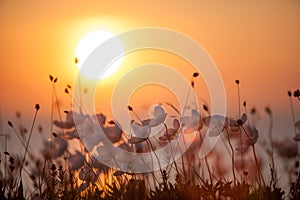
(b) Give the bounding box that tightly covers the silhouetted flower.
[95,113,122,143]
[159,119,180,141]
[235,126,259,152]
[41,136,68,159]
[230,113,247,132]
[275,138,298,159]
[203,115,228,136]
[128,122,150,144]
[53,111,76,129]
[68,151,85,170]
[181,109,201,133]
[63,129,79,140]
[149,105,167,127]
[293,120,300,142]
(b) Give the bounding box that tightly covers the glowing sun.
[75,30,124,80]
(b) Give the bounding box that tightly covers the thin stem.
[241,125,266,187]
[267,111,277,188]
[145,140,158,186]
[252,145,266,187]
[225,129,236,185]
[162,123,180,176]
[199,131,213,184]
[182,77,193,117]
[9,125,34,158]
[147,139,163,175]
[237,84,241,117]
[18,107,39,184]
[53,84,63,123]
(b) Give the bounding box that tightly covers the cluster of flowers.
[40,103,300,190]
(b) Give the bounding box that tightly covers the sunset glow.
[0,1,300,199]
[75,30,124,80]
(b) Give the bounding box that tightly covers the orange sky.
[0,0,300,140]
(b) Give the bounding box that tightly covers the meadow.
[0,73,299,200]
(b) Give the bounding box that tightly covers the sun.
[75,30,124,80]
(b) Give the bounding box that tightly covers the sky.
[0,0,300,147]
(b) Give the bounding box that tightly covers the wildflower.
[203,115,228,136]
[293,121,300,142]
[53,111,76,129]
[68,151,85,170]
[102,124,122,143]
[230,113,247,132]
[294,89,300,98]
[95,113,122,143]
[181,109,201,133]
[275,138,298,159]
[235,126,259,152]
[159,119,180,141]
[128,122,150,144]
[41,136,68,159]
[63,129,79,140]
[149,105,167,127]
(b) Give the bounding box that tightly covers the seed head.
[251,108,256,114]
[7,121,13,127]
[49,75,54,82]
[108,120,115,125]
[191,81,194,88]
[294,89,300,97]
[288,91,292,97]
[127,105,133,111]
[193,72,199,78]
[35,104,40,111]
[265,107,272,115]
[203,104,208,112]
[52,132,58,137]
[235,79,240,85]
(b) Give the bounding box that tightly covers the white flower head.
[181,109,201,133]
[203,115,228,136]
[131,122,150,138]
[149,105,167,127]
